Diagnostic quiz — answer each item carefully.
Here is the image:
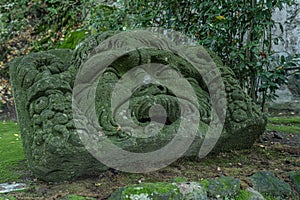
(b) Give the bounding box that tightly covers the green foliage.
[30,0,84,31]
[0,121,26,182]
[0,0,87,56]
[28,0,87,50]
[0,0,87,108]
[0,0,29,45]
[1,0,299,112]
[84,0,299,110]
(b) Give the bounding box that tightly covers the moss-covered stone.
[108,182,208,200]
[108,181,270,200]
[244,188,265,200]
[9,49,108,182]
[109,182,182,200]
[207,176,240,198]
[174,182,208,200]
[288,171,300,195]
[10,30,267,182]
[250,171,292,198]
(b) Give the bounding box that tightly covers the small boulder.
[288,171,300,195]
[108,182,208,200]
[245,187,265,200]
[250,171,292,198]
[206,176,240,198]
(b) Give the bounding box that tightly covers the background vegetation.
[0,0,299,112]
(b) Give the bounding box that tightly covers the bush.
[0,0,87,108]
[84,0,299,110]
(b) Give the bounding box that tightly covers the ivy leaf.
[266,0,272,8]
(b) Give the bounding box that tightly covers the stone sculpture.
[10,31,267,182]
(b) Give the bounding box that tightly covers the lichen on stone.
[10,30,267,182]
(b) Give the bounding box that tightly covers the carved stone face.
[10,31,267,182]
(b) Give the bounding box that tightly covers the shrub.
[84,0,299,110]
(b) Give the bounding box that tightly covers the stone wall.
[272,0,300,56]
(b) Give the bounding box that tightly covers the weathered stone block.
[10,31,267,182]
[250,171,292,198]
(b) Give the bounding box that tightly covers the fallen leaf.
[216,15,226,20]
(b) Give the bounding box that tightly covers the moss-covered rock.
[9,49,108,182]
[242,188,265,200]
[250,171,292,198]
[108,180,267,200]
[207,176,240,198]
[108,182,208,200]
[10,30,267,182]
[288,171,300,195]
